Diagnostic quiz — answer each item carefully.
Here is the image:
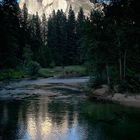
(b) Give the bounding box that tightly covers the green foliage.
[84,0,140,92]
[27,61,41,76]
[118,75,140,93]
[63,65,87,77]
[66,6,77,65]
[0,0,139,94]
[88,76,106,89]
[76,7,86,64]
[0,0,21,68]
[0,69,26,80]
[38,65,87,78]
[118,80,129,93]
[47,10,67,66]
[47,7,84,66]
[38,68,56,78]
[23,45,33,64]
[49,61,56,68]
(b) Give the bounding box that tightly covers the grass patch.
[38,68,59,78]
[38,65,87,78]
[0,69,27,81]
[0,65,87,81]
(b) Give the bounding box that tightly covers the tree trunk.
[119,53,122,81]
[106,64,110,85]
[123,50,127,80]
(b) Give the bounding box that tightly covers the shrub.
[88,76,106,89]
[126,76,140,93]
[49,61,56,68]
[27,61,41,76]
[0,69,26,80]
[117,75,140,93]
[118,80,129,93]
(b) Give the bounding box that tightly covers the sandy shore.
[107,93,140,108]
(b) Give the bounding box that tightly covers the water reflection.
[0,94,140,140]
[0,97,85,140]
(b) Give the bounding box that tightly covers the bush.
[0,69,26,80]
[118,80,129,93]
[49,61,56,68]
[126,76,140,93]
[27,61,41,76]
[88,76,106,89]
[118,76,140,93]
[38,68,55,78]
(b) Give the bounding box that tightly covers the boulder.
[135,95,140,100]
[114,85,119,93]
[112,93,125,101]
[90,85,110,98]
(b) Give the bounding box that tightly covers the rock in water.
[19,0,103,17]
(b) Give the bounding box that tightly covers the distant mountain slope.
[19,0,103,17]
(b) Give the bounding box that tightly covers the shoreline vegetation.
[0,66,140,108]
[0,0,140,109]
[0,65,87,81]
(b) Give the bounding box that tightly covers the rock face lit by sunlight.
[19,0,103,18]
[19,0,42,15]
[42,0,67,17]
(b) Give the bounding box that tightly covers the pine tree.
[41,13,47,45]
[41,13,51,67]
[0,0,21,68]
[66,6,77,65]
[20,3,30,61]
[30,12,43,64]
[21,3,28,31]
[56,10,67,66]
[76,7,85,64]
[47,10,57,66]
[47,10,67,66]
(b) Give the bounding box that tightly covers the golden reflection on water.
[26,113,79,139]
[25,98,79,140]
[0,96,87,140]
[1,94,140,140]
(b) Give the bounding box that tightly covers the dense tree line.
[0,0,139,91]
[0,0,85,69]
[47,6,85,66]
[85,0,140,92]
[0,0,21,68]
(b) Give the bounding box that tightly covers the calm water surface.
[0,89,140,140]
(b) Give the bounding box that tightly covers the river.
[0,77,140,140]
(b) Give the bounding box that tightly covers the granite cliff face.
[19,0,103,17]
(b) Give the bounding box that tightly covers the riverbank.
[1,76,140,108]
[1,81,140,140]
[89,85,140,108]
[108,93,140,108]
[0,76,89,100]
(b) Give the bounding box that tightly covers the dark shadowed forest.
[0,0,139,92]
[0,1,140,140]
